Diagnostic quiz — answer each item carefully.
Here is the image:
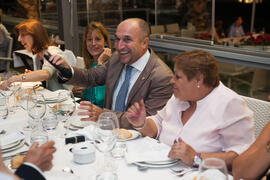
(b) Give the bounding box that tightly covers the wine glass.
[198,158,228,180]
[94,112,119,179]
[27,93,46,129]
[18,88,34,110]
[0,73,21,114]
[57,91,76,135]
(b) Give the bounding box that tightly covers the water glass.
[111,142,127,159]
[30,128,49,146]
[42,111,58,130]
[198,158,228,180]
[0,96,8,120]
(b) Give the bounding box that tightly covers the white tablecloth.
[0,89,233,180]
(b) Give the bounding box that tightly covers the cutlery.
[24,141,30,147]
[62,167,74,174]
[170,168,196,177]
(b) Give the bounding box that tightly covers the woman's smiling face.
[86,30,105,60]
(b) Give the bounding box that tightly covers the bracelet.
[133,119,147,130]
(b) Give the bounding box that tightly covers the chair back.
[7,36,13,58]
[241,95,270,138]
[0,36,13,71]
[166,23,180,34]
[150,25,165,35]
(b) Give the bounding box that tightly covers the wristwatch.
[21,75,26,81]
[193,152,202,168]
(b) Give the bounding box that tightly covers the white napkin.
[0,131,25,147]
[40,89,67,101]
[66,124,96,140]
[21,82,41,88]
[125,137,172,164]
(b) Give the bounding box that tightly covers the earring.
[197,84,200,88]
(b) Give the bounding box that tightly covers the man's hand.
[126,99,146,128]
[72,86,85,97]
[78,101,103,122]
[48,54,70,69]
[24,141,56,172]
[168,138,196,166]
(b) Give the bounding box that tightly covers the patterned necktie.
[115,66,133,112]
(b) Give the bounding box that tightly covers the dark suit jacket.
[15,164,45,180]
[68,49,173,128]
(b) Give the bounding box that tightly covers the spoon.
[62,167,74,174]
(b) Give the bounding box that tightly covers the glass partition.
[0,0,269,99]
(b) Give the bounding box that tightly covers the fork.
[170,168,196,177]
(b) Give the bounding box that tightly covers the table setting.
[0,82,234,180]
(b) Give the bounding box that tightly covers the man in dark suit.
[0,141,56,180]
[51,18,173,129]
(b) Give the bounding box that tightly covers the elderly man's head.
[114,18,150,65]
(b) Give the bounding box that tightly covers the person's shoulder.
[15,164,45,180]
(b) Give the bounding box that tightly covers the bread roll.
[118,129,132,140]
[11,155,24,169]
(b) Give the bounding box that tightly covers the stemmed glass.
[17,88,34,131]
[57,91,76,135]
[198,158,228,180]
[94,112,119,179]
[28,93,48,145]
[18,88,33,110]
[27,93,46,129]
[0,72,21,114]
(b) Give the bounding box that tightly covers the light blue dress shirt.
[112,50,150,111]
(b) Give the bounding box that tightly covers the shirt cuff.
[23,162,45,178]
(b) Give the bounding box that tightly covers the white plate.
[70,119,95,128]
[118,130,141,142]
[1,139,25,153]
[134,160,178,168]
[1,140,21,150]
[144,159,178,165]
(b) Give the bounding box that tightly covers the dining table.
[0,84,231,180]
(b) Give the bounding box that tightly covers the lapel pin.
[141,77,145,80]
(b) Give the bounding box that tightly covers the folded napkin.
[40,89,67,101]
[125,137,172,164]
[21,82,41,88]
[0,131,25,147]
[66,124,96,141]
